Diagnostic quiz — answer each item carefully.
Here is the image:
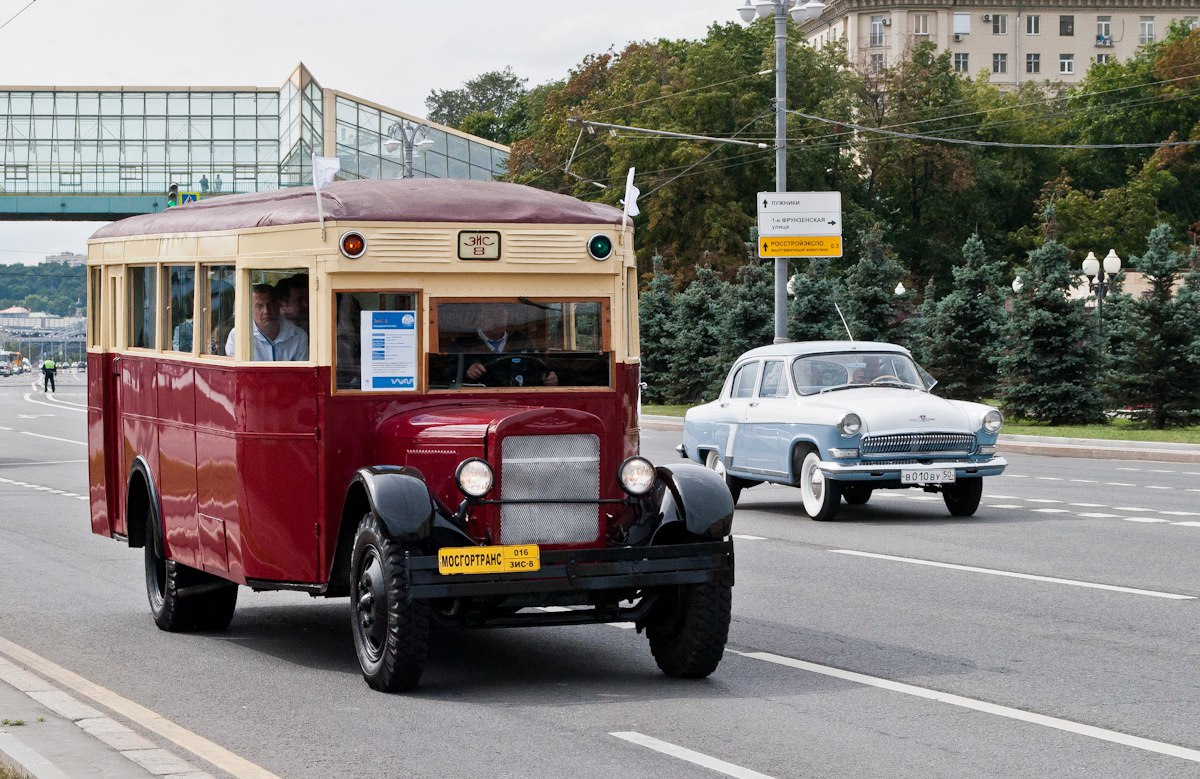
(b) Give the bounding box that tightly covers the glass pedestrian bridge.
[0,64,510,220]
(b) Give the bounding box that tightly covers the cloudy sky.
[0,0,747,263]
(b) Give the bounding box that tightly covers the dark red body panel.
[88,353,639,587]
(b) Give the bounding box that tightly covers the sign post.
[756,192,844,259]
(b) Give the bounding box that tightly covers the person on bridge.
[41,358,57,393]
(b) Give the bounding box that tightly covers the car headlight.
[983,409,1003,434]
[838,413,862,437]
[618,456,656,496]
[455,458,494,498]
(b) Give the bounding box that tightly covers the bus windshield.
[427,298,610,389]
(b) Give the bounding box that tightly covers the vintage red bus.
[85,178,734,691]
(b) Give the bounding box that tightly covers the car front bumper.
[819,457,1007,482]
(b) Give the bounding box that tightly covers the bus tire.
[144,514,237,632]
[350,512,430,692]
[645,579,731,679]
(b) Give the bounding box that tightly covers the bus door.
[98,266,125,536]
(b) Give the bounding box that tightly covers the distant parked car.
[0,362,11,376]
[679,341,1007,521]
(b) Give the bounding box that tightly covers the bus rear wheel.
[645,579,731,679]
[350,513,430,692]
[144,516,237,632]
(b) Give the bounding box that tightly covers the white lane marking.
[0,636,280,779]
[1123,517,1172,524]
[0,459,88,467]
[1031,509,1070,514]
[1149,469,1176,474]
[1034,476,1064,481]
[1028,499,1063,504]
[21,392,86,413]
[1117,467,1141,471]
[1078,513,1120,518]
[988,504,1021,509]
[1106,482,1136,487]
[1145,485,1171,490]
[19,431,86,446]
[1069,502,1105,508]
[828,549,1194,600]
[1069,479,1101,484]
[610,732,776,779]
[735,651,1200,765]
[1174,521,1200,528]
[1160,511,1200,517]
[0,476,88,501]
[733,534,767,541]
[1007,474,1028,478]
[1115,506,1152,512]
[989,494,1021,499]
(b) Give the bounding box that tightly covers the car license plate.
[900,468,956,485]
[437,544,540,575]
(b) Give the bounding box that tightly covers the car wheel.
[943,478,983,517]
[704,450,742,505]
[842,485,872,505]
[351,512,430,692]
[145,512,237,632]
[797,449,840,521]
[646,579,732,679]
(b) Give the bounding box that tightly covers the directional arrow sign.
[759,235,842,258]
[757,192,843,256]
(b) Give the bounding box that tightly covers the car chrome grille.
[500,434,600,544]
[861,433,975,457]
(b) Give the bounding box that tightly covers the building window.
[1097,17,1112,46]
[1140,17,1154,44]
[1027,53,1041,73]
[3,165,28,181]
[1096,53,1112,65]
[954,53,970,73]
[1060,15,1074,36]
[870,15,884,46]
[992,14,1007,35]
[953,12,970,35]
[59,172,82,187]
[119,164,141,180]
[1027,15,1040,35]
[993,53,1008,73]
[1060,54,1075,74]
[914,13,929,35]
[869,53,885,73]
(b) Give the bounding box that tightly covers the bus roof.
[90,179,624,240]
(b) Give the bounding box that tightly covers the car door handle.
[719,402,729,408]
[748,401,759,407]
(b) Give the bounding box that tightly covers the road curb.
[640,416,1200,465]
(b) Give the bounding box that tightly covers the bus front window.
[429,298,611,390]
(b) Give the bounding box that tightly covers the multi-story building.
[801,1,1198,87]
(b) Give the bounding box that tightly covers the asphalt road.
[1,372,1198,779]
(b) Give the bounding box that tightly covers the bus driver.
[225,283,309,361]
[447,302,557,387]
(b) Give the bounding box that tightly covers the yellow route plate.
[437,544,541,575]
[758,235,842,258]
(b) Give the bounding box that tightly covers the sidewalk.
[0,656,213,779]
[640,415,1200,464]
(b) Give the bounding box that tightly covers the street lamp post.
[383,121,435,178]
[1081,249,1121,320]
[736,0,825,343]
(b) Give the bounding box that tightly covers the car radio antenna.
[834,302,855,341]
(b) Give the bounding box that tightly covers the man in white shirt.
[225,283,309,361]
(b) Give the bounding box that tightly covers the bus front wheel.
[144,515,237,632]
[645,579,732,679]
[350,513,430,692]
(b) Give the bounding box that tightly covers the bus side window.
[201,265,235,357]
[128,265,157,349]
[168,265,195,353]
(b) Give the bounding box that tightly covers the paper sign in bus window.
[360,310,417,391]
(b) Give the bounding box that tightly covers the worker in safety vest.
[41,358,57,393]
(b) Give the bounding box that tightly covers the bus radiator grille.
[500,434,600,544]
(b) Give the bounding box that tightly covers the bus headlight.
[618,456,655,496]
[455,458,494,498]
[983,409,1003,434]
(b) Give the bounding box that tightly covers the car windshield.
[791,351,926,395]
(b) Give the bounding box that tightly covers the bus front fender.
[351,466,437,542]
[653,463,734,541]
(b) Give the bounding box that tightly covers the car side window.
[758,360,789,398]
[730,362,759,399]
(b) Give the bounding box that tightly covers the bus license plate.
[437,544,540,575]
[901,468,956,485]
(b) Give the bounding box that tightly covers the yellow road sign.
[758,235,842,258]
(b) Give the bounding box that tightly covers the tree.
[638,257,676,404]
[787,258,844,341]
[424,67,528,141]
[665,266,732,403]
[838,223,906,343]
[997,239,1104,424]
[717,259,774,370]
[1101,224,1200,428]
[909,234,1007,401]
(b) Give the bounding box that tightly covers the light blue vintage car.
[678,341,1006,521]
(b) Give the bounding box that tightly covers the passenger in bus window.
[224,283,309,361]
[278,273,310,333]
[445,302,557,387]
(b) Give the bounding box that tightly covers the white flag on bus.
[312,155,341,190]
